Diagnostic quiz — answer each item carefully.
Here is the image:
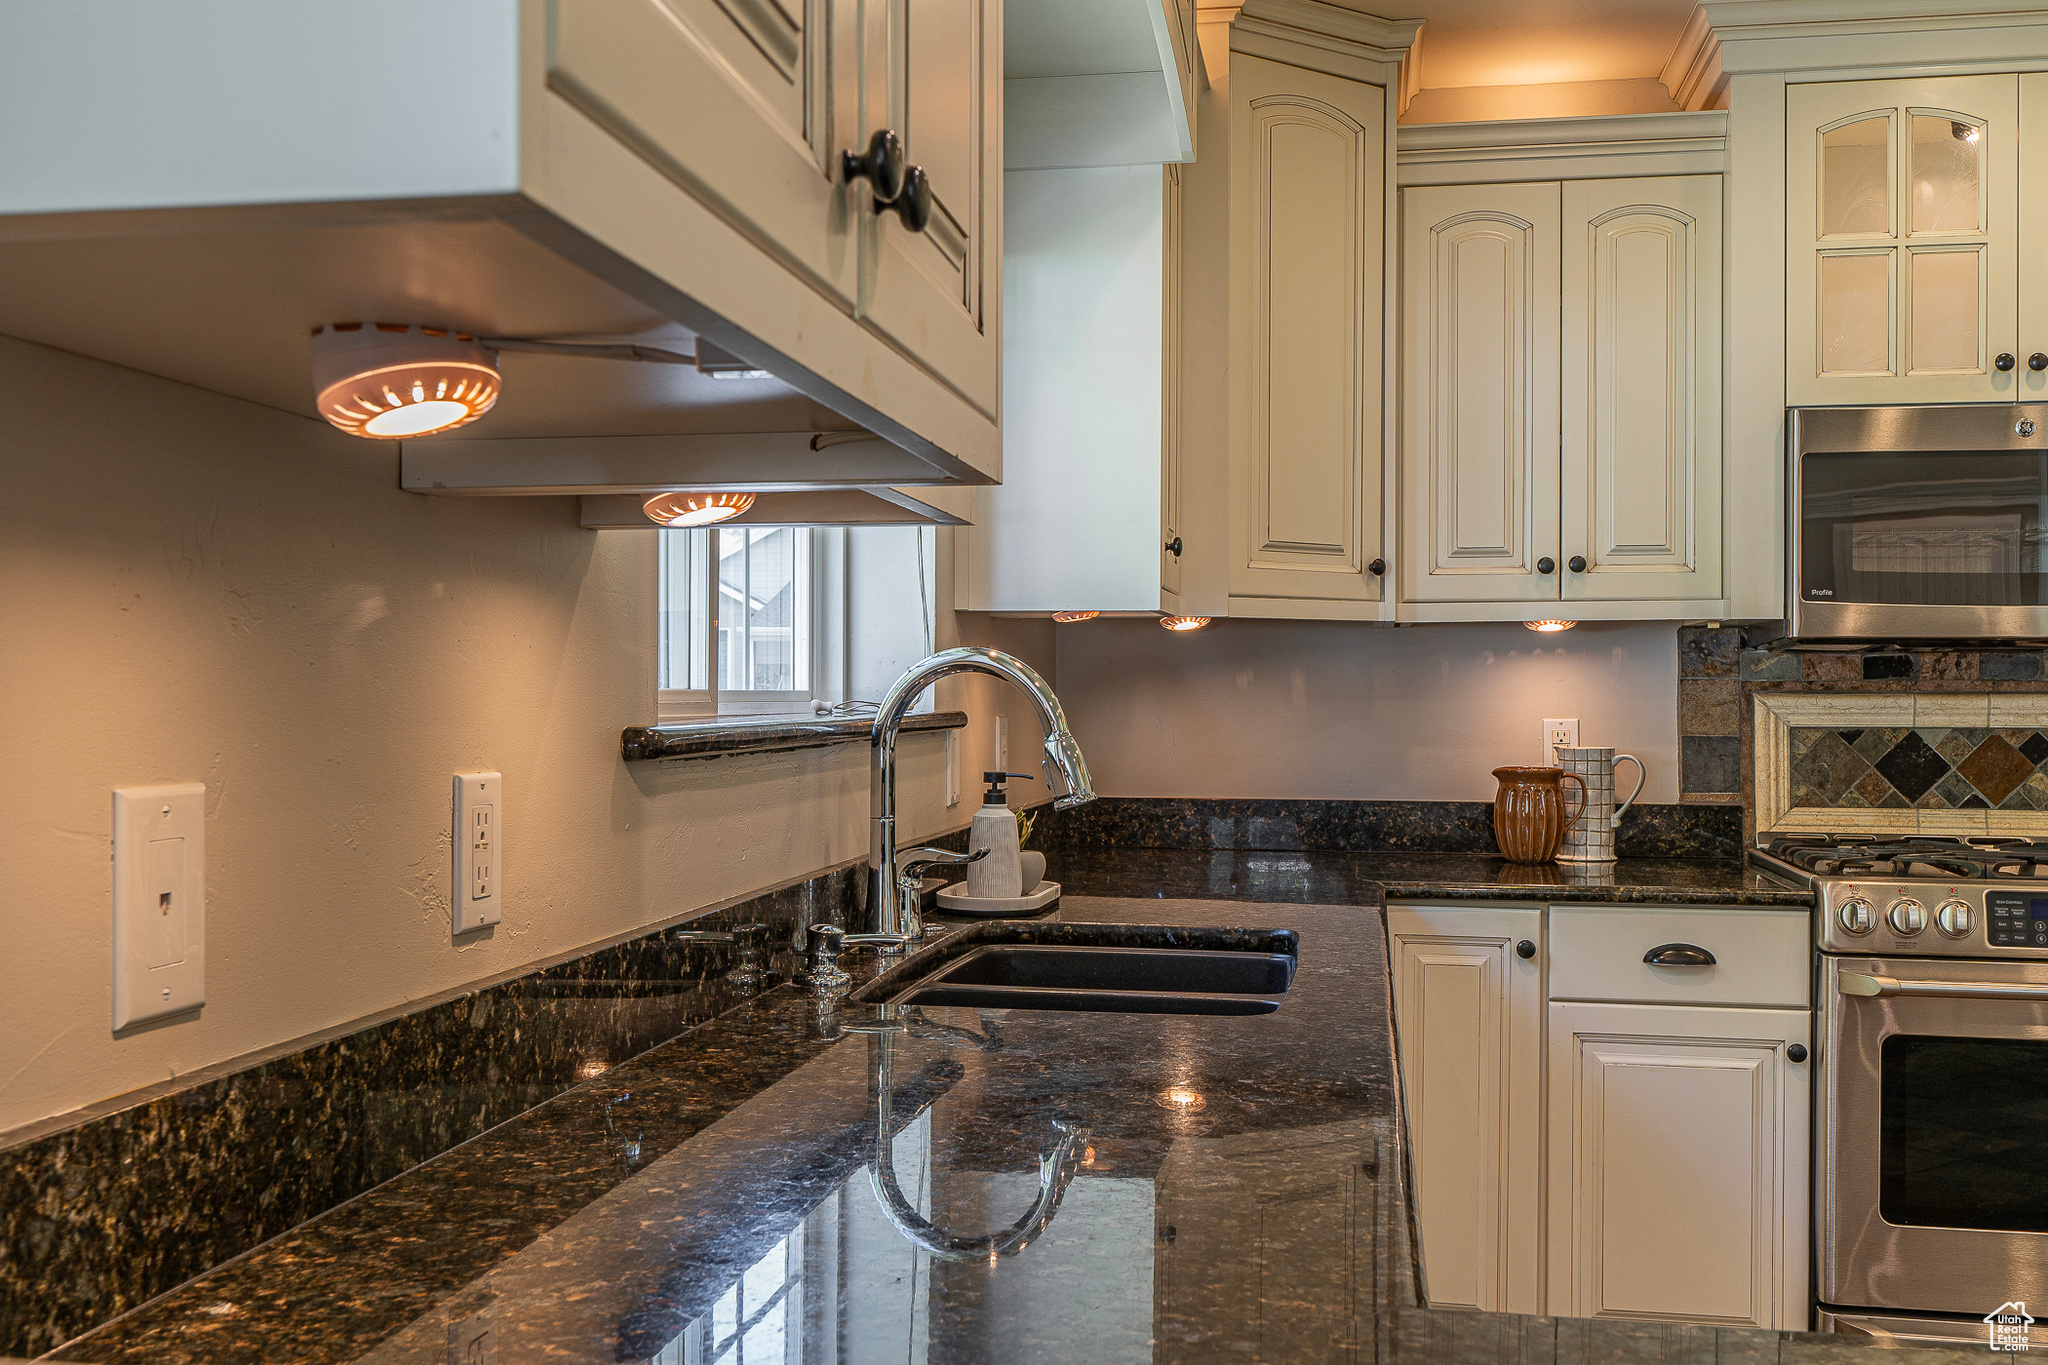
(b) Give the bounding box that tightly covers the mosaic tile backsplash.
[1790,725,2048,811]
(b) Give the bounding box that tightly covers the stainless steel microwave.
[1792,403,2048,640]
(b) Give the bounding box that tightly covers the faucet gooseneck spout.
[861,647,1094,948]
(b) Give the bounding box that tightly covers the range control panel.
[1818,882,2048,956]
[1987,893,2048,949]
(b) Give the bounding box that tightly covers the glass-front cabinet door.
[1788,74,2019,405]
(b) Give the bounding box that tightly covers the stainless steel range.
[1753,835,2048,1347]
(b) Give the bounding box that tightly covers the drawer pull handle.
[1644,942,1716,967]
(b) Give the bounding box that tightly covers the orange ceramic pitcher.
[1491,766,1588,864]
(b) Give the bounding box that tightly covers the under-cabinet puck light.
[310,323,500,439]
[1159,615,1211,632]
[642,491,757,527]
[1052,611,1100,623]
[1525,619,1578,633]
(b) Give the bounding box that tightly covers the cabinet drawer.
[1547,906,1810,1007]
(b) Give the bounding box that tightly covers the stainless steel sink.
[889,940,1297,1015]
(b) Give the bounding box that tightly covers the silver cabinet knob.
[1887,898,1926,936]
[1838,897,1875,935]
[1936,899,1974,938]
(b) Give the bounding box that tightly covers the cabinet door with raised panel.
[1787,74,2019,405]
[548,0,855,307]
[1547,1001,1809,1329]
[1562,176,1722,603]
[1226,53,1384,611]
[1162,161,1186,604]
[1388,905,1544,1315]
[1402,182,1562,604]
[855,0,999,419]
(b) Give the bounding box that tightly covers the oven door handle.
[1839,970,2048,1001]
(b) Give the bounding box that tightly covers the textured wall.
[1053,616,1682,804]
[0,335,1048,1135]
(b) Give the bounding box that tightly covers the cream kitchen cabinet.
[0,0,1001,484]
[1546,1000,1808,1328]
[1400,171,1723,614]
[1223,26,1404,620]
[1387,900,1810,1328]
[1387,905,1544,1315]
[1787,73,2022,406]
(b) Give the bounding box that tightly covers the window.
[658,524,936,721]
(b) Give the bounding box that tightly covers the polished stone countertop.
[59,888,1938,1365]
[1040,849,1814,907]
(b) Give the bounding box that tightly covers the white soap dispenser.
[966,771,1033,899]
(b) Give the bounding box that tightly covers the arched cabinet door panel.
[1400,182,1562,604]
[1227,54,1385,607]
[1562,177,1722,604]
[1787,74,2018,405]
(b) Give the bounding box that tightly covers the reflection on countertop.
[1041,849,1812,907]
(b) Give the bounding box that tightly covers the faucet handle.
[900,846,987,880]
[797,923,851,994]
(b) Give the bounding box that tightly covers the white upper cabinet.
[1787,74,2020,405]
[1562,177,1722,603]
[1402,182,1562,606]
[1227,51,1388,613]
[854,0,1000,418]
[1395,117,1728,621]
[0,0,1000,487]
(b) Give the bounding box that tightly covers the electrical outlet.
[1542,718,1581,764]
[996,716,1010,772]
[452,772,502,935]
[113,784,206,1029]
[946,731,960,807]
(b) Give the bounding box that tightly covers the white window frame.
[659,526,846,721]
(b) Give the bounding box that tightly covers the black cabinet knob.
[1998,352,2018,371]
[875,165,933,233]
[1536,557,1555,575]
[841,129,908,202]
[1515,939,1537,959]
[2031,353,2048,372]
[1368,558,1386,576]
[1164,537,1183,557]
[1788,1043,1809,1063]
[1568,555,1588,573]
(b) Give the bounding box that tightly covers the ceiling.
[1328,0,1698,90]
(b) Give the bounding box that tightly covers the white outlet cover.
[113,783,205,1030]
[1542,717,1581,764]
[452,772,503,935]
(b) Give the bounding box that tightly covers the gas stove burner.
[1760,834,2048,881]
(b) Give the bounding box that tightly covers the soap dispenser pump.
[966,771,1034,899]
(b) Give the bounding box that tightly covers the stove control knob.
[1838,897,1875,935]
[1888,898,1927,936]
[1936,900,1974,938]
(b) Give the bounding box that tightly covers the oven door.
[1792,403,2048,640]
[1822,954,2048,1316]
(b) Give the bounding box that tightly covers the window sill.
[621,709,968,763]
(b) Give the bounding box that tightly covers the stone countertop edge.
[620,709,967,761]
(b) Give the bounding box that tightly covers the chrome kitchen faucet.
[859,647,1095,951]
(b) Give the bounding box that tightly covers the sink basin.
[892,942,1296,1016]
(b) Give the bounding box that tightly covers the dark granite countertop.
[57,887,1917,1365]
[1040,849,1813,907]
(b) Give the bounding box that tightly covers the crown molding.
[1701,1,2048,73]
[1661,6,1729,110]
[1397,110,1727,184]
[1231,0,1423,67]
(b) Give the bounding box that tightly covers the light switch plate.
[452,772,502,935]
[113,783,205,1030]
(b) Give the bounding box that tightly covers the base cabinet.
[1388,902,1811,1329]
[1387,906,1543,1315]
[1545,1001,1809,1328]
